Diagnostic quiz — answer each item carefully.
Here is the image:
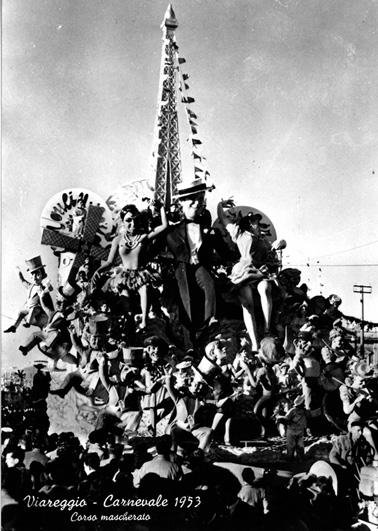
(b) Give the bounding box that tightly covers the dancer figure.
[217,199,286,351]
[94,204,167,329]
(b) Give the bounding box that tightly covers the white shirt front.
[186,222,202,265]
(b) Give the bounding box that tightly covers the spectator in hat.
[134,435,182,487]
[329,420,375,492]
[238,467,267,514]
[4,256,54,334]
[217,198,285,352]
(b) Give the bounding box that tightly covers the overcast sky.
[2,0,378,369]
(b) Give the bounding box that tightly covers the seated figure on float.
[140,336,173,435]
[93,203,168,330]
[97,354,144,434]
[164,363,213,453]
[4,256,54,334]
[49,326,119,405]
[217,198,286,352]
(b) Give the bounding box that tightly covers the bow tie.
[185,219,200,225]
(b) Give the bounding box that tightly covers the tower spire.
[151,5,181,206]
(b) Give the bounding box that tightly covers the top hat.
[25,256,46,273]
[173,177,215,200]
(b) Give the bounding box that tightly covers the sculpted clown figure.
[4,256,54,334]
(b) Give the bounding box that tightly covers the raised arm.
[94,235,120,275]
[217,198,235,227]
[98,355,112,393]
[17,267,31,289]
[146,206,168,240]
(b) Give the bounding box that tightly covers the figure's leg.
[224,418,232,445]
[119,411,143,432]
[238,284,259,351]
[253,394,272,438]
[286,430,295,459]
[257,279,273,333]
[138,284,148,329]
[296,434,305,460]
[192,427,213,452]
[49,372,86,397]
[4,310,29,332]
[19,332,44,355]
[195,266,216,322]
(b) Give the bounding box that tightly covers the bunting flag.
[187,110,197,119]
[193,152,202,160]
[182,73,189,80]
[191,138,202,145]
[178,57,186,64]
[189,119,197,127]
[181,96,195,104]
[190,126,198,135]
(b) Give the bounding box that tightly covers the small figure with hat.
[93,203,168,330]
[217,198,286,351]
[291,330,322,411]
[4,256,54,334]
[139,336,172,434]
[278,394,308,460]
[70,198,87,238]
[166,177,223,341]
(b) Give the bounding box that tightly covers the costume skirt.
[108,264,161,293]
[229,259,262,286]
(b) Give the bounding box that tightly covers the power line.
[311,240,378,260]
[284,264,378,267]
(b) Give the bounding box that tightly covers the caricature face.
[145,344,160,364]
[122,213,137,235]
[180,192,206,220]
[89,335,103,351]
[321,349,334,364]
[350,424,363,439]
[31,269,44,285]
[248,220,262,237]
[331,336,343,350]
[295,338,312,357]
[5,453,18,468]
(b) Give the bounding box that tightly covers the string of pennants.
[169,39,210,182]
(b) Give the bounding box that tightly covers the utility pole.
[353,284,372,358]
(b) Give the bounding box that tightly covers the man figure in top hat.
[4,256,54,334]
[166,177,225,342]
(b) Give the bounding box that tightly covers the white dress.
[226,223,270,285]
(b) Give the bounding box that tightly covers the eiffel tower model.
[151,4,210,208]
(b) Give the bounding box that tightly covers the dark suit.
[166,220,217,327]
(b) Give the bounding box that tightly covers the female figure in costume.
[93,204,168,329]
[217,199,286,351]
